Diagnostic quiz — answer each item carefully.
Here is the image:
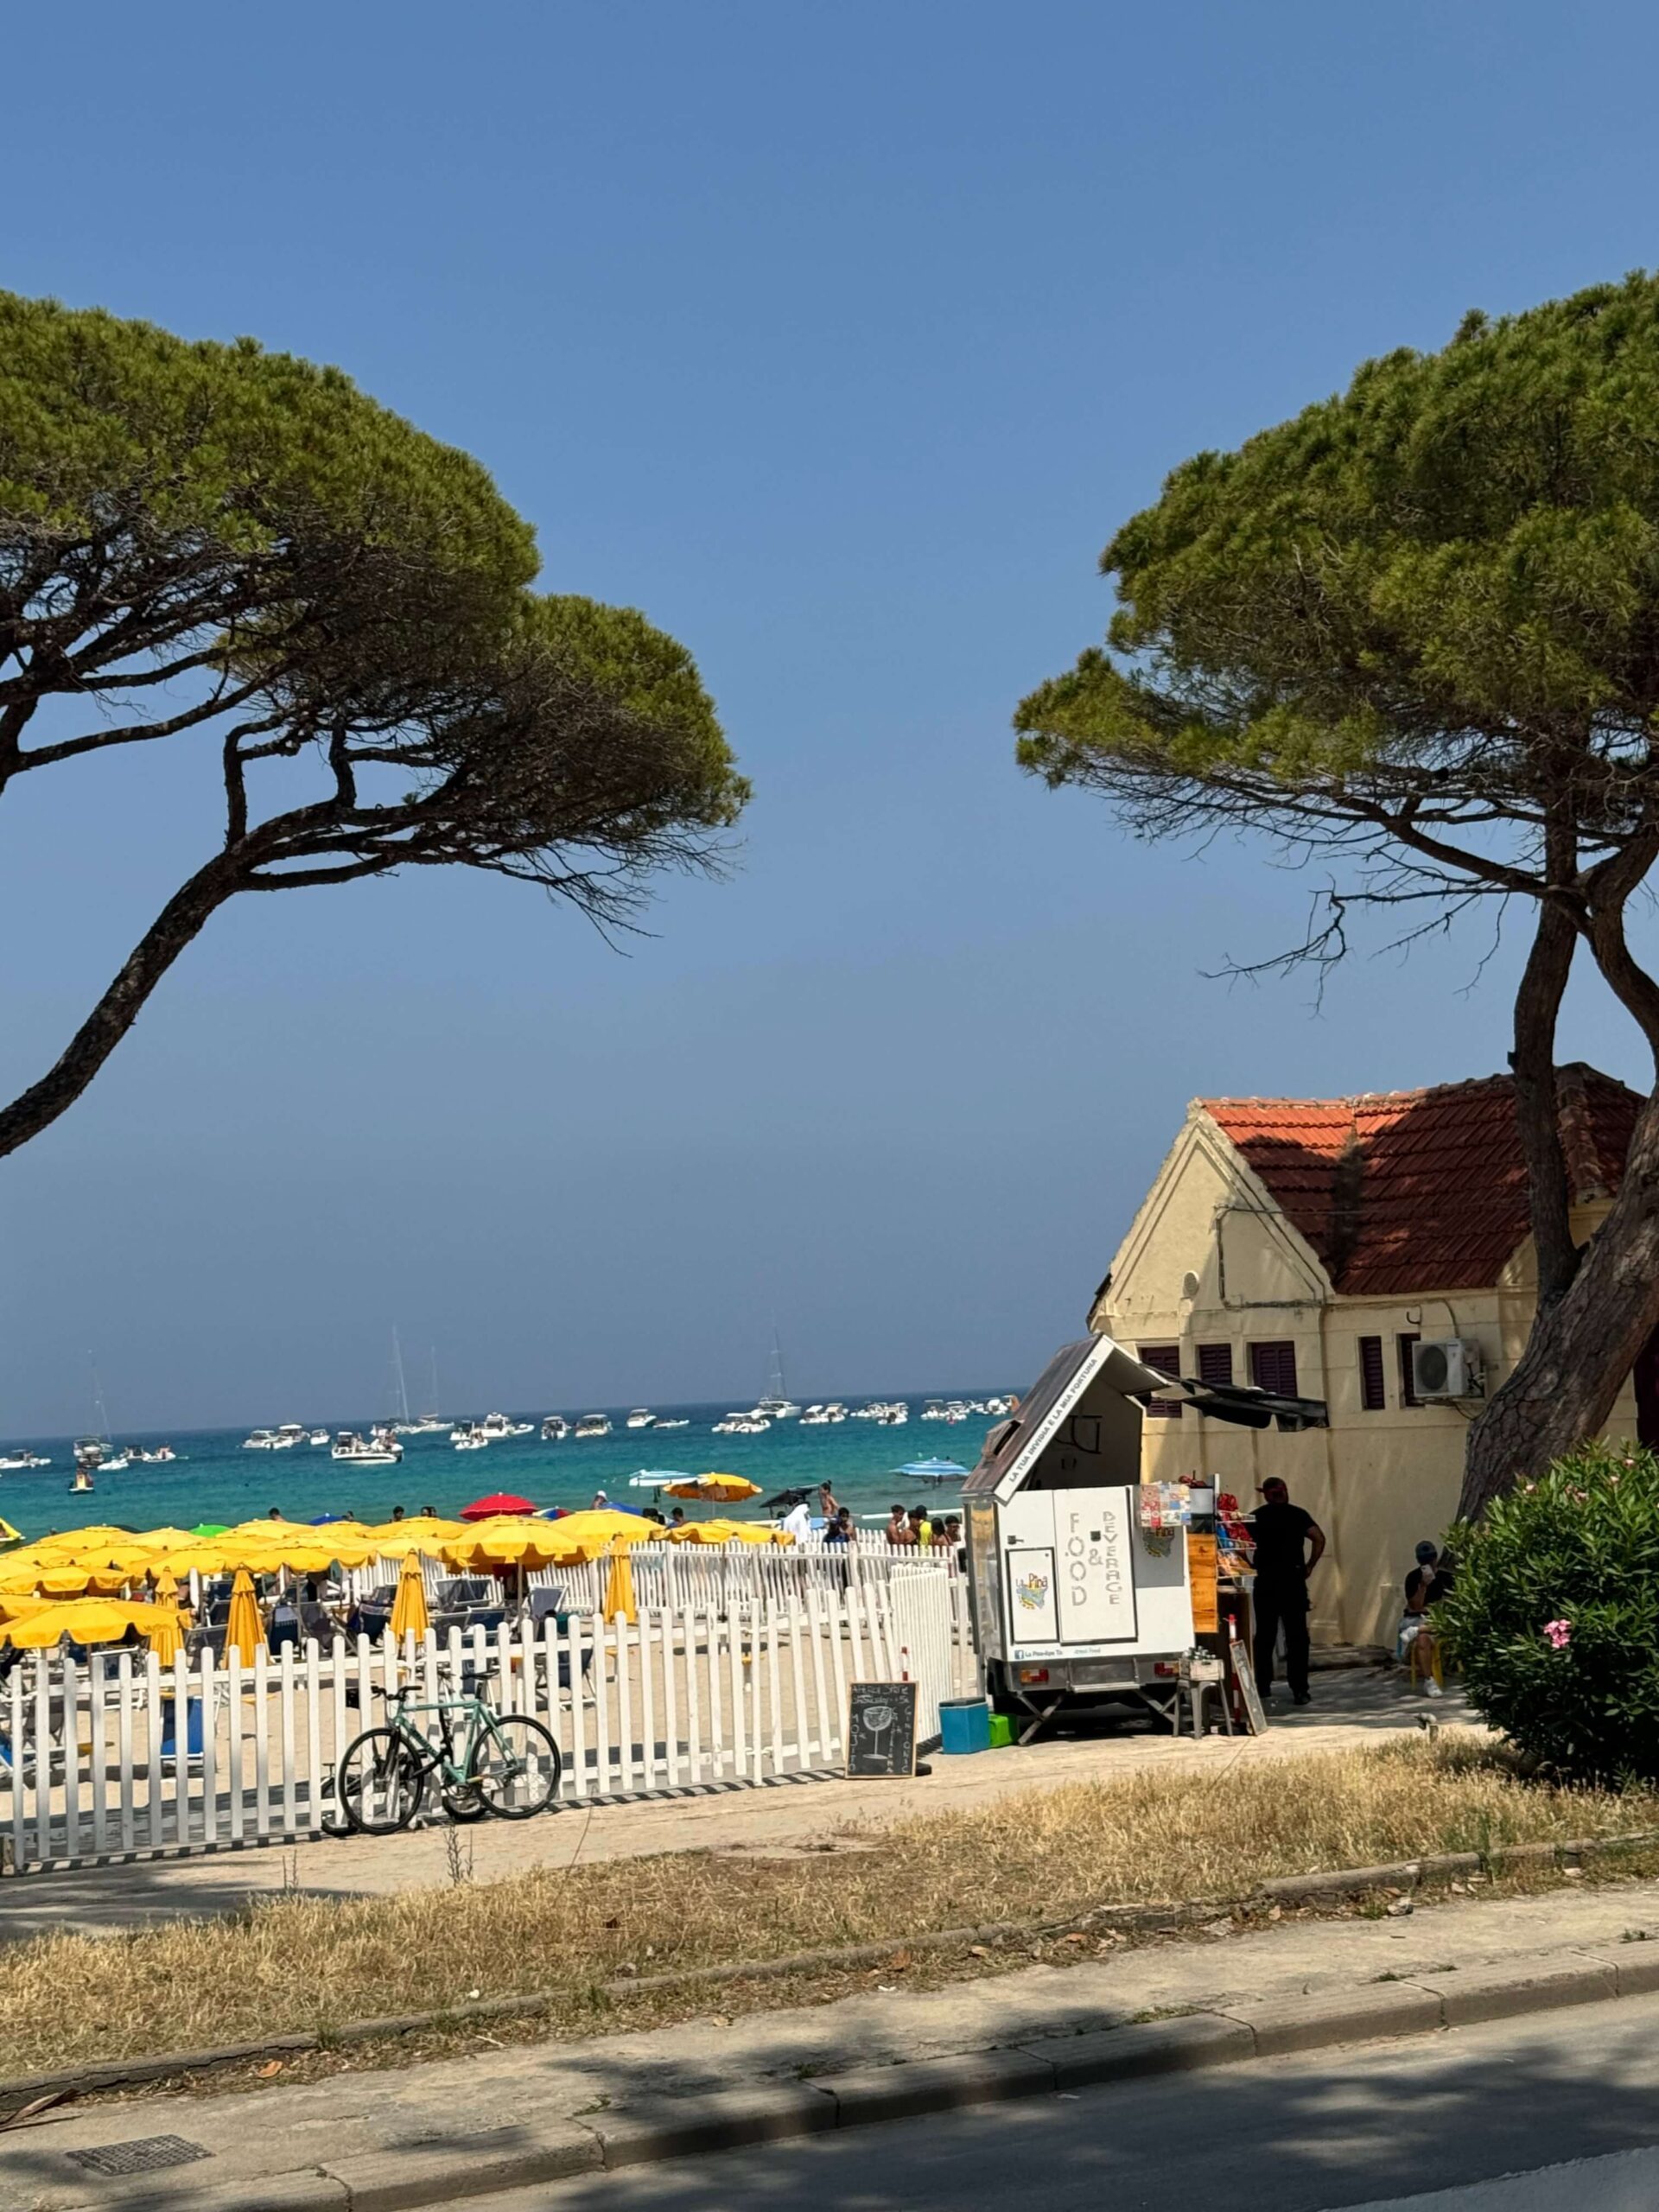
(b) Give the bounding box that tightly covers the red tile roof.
[1200,1065,1643,1296]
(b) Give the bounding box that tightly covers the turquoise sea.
[0,1397,1007,1543]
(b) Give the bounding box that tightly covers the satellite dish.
[1180,1270,1201,1301]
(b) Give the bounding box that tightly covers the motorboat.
[243,1428,281,1450]
[654,1416,689,1430]
[480,1412,531,1440]
[130,1444,179,1465]
[752,1397,800,1421]
[274,1423,307,1449]
[712,1414,769,1435]
[574,1414,612,1440]
[0,1451,49,1471]
[100,1452,131,1472]
[331,1429,404,1465]
[626,1408,656,1430]
[453,1424,489,1451]
[541,1416,569,1441]
[309,1429,330,1446]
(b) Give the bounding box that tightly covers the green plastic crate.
[987,1711,1015,1749]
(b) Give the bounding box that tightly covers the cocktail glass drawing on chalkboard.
[861,1700,896,1758]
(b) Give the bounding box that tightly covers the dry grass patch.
[6,1731,1654,2082]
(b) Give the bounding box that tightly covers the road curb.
[23,1939,1659,2212]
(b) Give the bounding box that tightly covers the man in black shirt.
[1248,1478,1326,1706]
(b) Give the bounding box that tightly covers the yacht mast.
[390,1327,410,1425]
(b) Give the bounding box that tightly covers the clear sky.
[4,0,1659,1433]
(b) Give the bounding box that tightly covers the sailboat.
[410,1346,449,1433]
[386,1325,417,1433]
[75,1359,129,1478]
[751,1329,801,1421]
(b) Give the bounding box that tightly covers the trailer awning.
[963,1334,1177,1504]
[1147,1370,1330,1433]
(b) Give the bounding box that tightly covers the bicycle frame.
[382,1690,498,1790]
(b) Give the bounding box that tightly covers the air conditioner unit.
[1412,1338,1485,1402]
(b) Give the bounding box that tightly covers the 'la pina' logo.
[1015,1571,1049,1611]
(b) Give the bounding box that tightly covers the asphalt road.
[466,1991,1659,2212]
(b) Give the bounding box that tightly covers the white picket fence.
[2,1560,973,1874]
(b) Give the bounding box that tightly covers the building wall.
[1093,1110,1633,1650]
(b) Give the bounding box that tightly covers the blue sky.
[3,0,1658,1432]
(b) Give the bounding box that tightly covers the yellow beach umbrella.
[0,1565,100,1594]
[543,1510,662,1550]
[145,1605,186,1666]
[664,1473,763,1504]
[390,1551,429,1642]
[602,1535,637,1624]
[670,1518,792,1547]
[0,1599,181,1650]
[226,1568,263,1667]
[151,1567,180,1605]
[367,1522,464,1558]
[0,1516,22,1549]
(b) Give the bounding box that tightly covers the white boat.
[101,1452,131,1472]
[653,1417,689,1430]
[274,1423,307,1449]
[712,1414,769,1435]
[308,1428,329,1446]
[0,1451,48,1470]
[453,1427,488,1452]
[574,1414,612,1440]
[243,1428,281,1450]
[478,1411,531,1440]
[541,1416,569,1441]
[626,1409,656,1430]
[331,1429,403,1465]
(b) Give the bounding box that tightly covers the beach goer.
[908,1505,932,1548]
[886,1503,912,1548]
[818,1482,839,1523]
[824,1508,852,1548]
[1247,1478,1325,1707]
[391,1504,406,1522]
[268,1506,283,1520]
[421,1503,438,1518]
[670,1506,688,1529]
[781,1496,811,1540]
[593,1491,609,1510]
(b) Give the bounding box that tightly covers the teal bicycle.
[336,1685,561,1834]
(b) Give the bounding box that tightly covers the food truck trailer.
[963,1331,1326,1736]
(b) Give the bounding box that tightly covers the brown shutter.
[1358,1336,1386,1411]
[1138,1344,1183,1419]
[1249,1341,1299,1397]
[1196,1342,1234,1388]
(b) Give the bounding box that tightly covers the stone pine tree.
[0,294,746,1158]
[1014,273,1659,1516]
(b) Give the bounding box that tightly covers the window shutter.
[1138,1344,1183,1419]
[1358,1336,1386,1411]
[1196,1343,1234,1388]
[1249,1341,1299,1397]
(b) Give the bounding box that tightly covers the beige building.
[1091,1066,1646,1649]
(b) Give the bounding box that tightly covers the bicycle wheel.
[469,1713,561,1819]
[336,1727,424,1834]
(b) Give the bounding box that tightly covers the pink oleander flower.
[1544,1618,1572,1650]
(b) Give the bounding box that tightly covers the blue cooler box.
[938,1697,991,1755]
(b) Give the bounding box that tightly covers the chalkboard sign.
[846,1681,918,1777]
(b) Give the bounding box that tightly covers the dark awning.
[1145,1370,1329,1433]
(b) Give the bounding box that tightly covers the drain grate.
[68,2134,211,2177]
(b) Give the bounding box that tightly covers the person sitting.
[1398,1540,1452,1693]
[669,1506,688,1529]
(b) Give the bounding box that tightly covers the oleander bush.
[1440,1441,1659,1784]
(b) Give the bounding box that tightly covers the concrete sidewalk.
[1,1668,1469,1943]
[0,1843,1647,2212]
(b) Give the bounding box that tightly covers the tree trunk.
[0,856,239,1160]
[1510,893,1580,1309]
[1459,1084,1659,1516]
